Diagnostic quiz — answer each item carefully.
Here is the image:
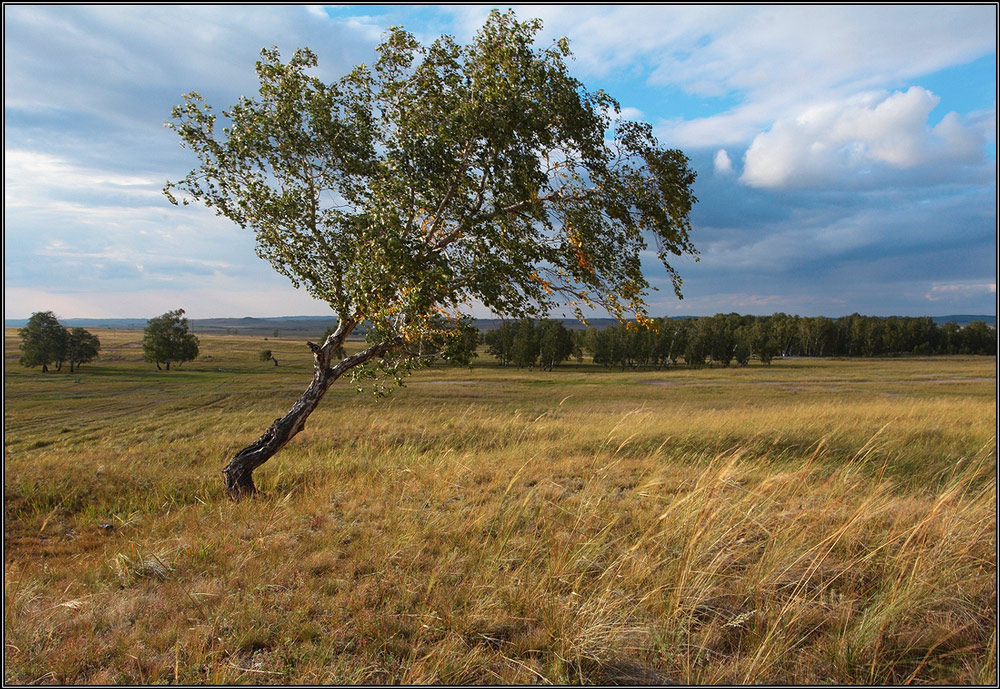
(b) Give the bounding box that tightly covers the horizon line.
[5,312,997,323]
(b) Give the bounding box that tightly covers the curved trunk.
[222,319,398,498]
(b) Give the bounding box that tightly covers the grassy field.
[4,328,996,684]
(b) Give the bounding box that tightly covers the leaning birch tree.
[165,10,698,498]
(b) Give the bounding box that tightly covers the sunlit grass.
[4,328,996,684]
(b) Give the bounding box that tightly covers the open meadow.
[4,328,997,684]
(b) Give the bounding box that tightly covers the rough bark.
[221,319,398,498]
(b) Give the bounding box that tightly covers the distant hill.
[184,316,340,336]
[4,313,995,335]
[928,315,997,327]
[0,315,662,334]
[1,315,336,336]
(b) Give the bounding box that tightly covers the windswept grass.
[4,329,996,684]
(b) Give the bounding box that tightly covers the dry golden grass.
[3,329,996,684]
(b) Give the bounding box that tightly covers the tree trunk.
[221,319,398,499]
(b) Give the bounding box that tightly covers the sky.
[4,4,997,320]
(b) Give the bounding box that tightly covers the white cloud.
[650,289,851,317]
[925,282,997,302]
[4,150,159,208]
[659,106,764,148]
[618,106,645,122]
[4,145,266,301]
[739,87,988,189]
[3,5,378,127]
[713,149,733,175]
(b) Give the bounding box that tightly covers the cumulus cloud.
[740,87,988,189]
[713,149,734,175]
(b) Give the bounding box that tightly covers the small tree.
[512,319,539,369]
[537,319,573,370]
[66,327,101,372]
[570,329,585,364]
[733,325,753,367]
[750,319,779,365]
[259,349,279,366]
[484,322,516,367]
[18,311,67,372]
[166,11,698,497]
[142,309,200,370]
[684,320,708,368]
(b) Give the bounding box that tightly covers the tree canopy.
[164,10,699,496]
[18,313,101,373]
[142,309,200,370]
[66,327,101,372]
[18,311,69,372]
[579,313,997,370]
[166,10,696,350]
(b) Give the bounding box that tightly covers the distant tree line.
[15,310,994,376]
[18,312,101,373]
[481,313,996,370]
[584,313,997,369]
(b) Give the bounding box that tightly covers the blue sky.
[4,4,996,319]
